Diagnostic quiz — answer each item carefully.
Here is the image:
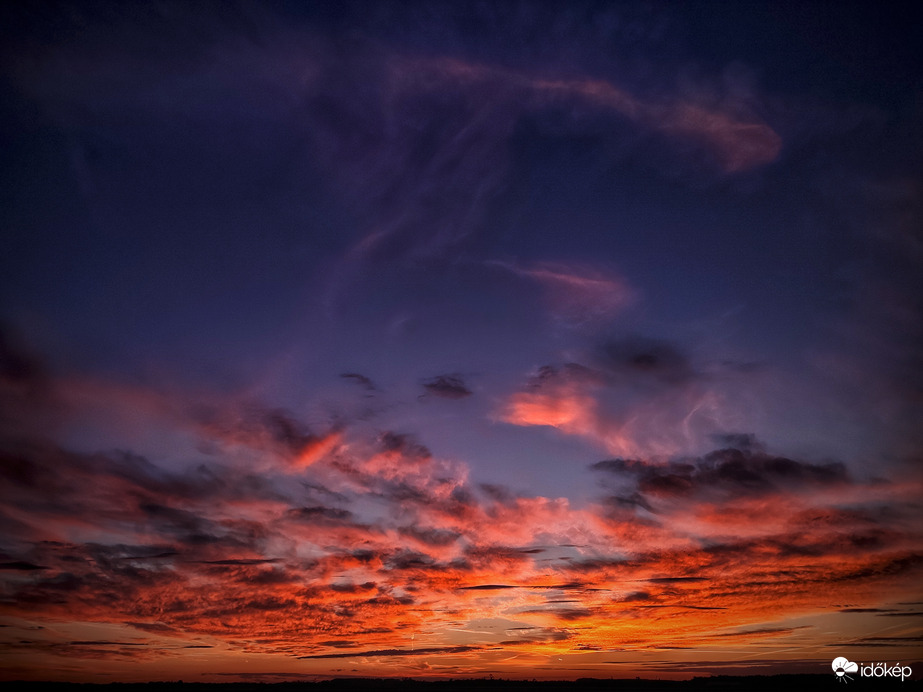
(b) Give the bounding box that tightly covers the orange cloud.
[2,368,921,681]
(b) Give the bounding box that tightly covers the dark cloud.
[301,481,348,503]
[478,483,515,503]
[0,438,282,529]
[399,526,461,547]
[638,605,727,610]
[862,635,923,643]
[249,567,298,586]
[713,626,810,638]
[464,545,545,567]
[500,626,571,644]
[620,591,651,602]
[193,404,339,467]
[0,561,47,571]
[457,582,587,591]
[554,608,594,620]
[839,608,897,613]
[139,503,214,540]
[69,640,146,647]
[606,492,655,513]
[318,639,360,649]
[635,658,826,675]
[527,362,602,389]
[125,622,177,634]
[384,550,437,571]
[260,410,321,456]
[563,557,626,574]
[710,433,764,452]
[829,635,923,648]
[876,612,923,617]
[598,336,695,386]
[299,645,482,659]
[354,472,477,521]
[198,558,280,566]
[287,506,354,524]
[0,327,47,388]
[350,549,377,564]
[329,582,376,594]
[0,637,168,661]
[377,431,431,460]
[421,374,472,399]
[831,553,923,583]
[119,551,179,561]
[340,373,376,390]
[0,438,299,581]
[593,445,850,500]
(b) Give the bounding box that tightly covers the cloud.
[499,338,739,457]
[2,430,920,665]
[287,506,355,525]
[0,638,172,662]
[306,37,781,307]
[637,605,726,611]
[421,375,473,400]
[299,645,483,659]
[487,261,634,327]
[712,626,810,639]
[5,2,783,353]
[399,526,462,548]
[0,327,47,389]
[592,445,850,502]
[1,351,921,669]
[377,432,431,460]
[340,373,377,391]
[192,405,342,471]
[197,558,280,566]
[597,336,695,386]
[0,561,47,571]
[836,635,923,648]
[125,622,178,634]
[390,53,781,174]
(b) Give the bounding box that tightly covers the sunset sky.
[1,0,921,682]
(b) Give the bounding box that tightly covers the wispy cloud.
[389,54,781,174]
[487,261,634,327]
[498,337,741,457]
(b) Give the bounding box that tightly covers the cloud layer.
[1,355,920,679]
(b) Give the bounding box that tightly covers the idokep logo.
[833,657,858,683]
[832,657,914,683]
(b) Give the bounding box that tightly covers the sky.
[1,0,921,683]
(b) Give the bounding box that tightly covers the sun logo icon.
[832,657,859,683]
